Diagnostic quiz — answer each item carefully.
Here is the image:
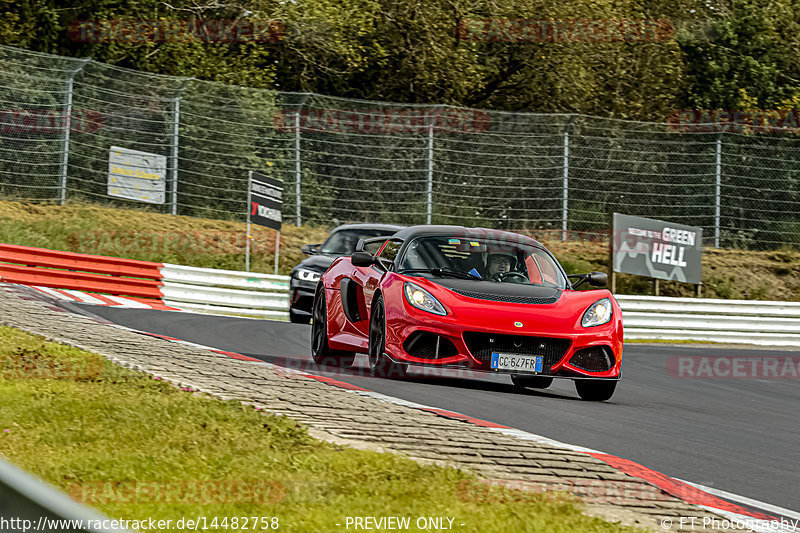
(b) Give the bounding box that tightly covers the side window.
[532,250,559,284]
[362,239,385,255]
[378,240,403,262]
[524,255,543,284]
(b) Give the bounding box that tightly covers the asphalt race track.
[76,304,799,513]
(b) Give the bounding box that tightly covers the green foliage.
[1,0,792,121]
[680,0,800,110]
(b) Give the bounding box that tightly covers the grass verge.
[0,326,636,533]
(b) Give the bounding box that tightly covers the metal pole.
[562,131,569,241]
[295,112,301,227]
[274,231,280,276]
[714,137,722,248]
[608,212,616,293]
[246,171,252,272]
[171,96,180,215]
[58,59,89,205]
[427,123,434,224]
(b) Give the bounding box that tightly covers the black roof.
[330,223,406,233]
[392,225,543,247]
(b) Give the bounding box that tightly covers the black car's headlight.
[295,268,321,283]
[403,282,447,316]
[581,298,613,327]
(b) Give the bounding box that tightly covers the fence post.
[58,58,90,205]
[715,136,722,248]
[295,112,302,227]
[562,131,569,241]
[169,78,191,216]
[427,123,434,224]
[246,170,252,272]
[171,96,180,215]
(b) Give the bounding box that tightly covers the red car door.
[350,239,403,335]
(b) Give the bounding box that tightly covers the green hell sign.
[611,213,703,284]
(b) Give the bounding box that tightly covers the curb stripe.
[421,408,512,428]
[210,349,262,362]
[586,453,773,520]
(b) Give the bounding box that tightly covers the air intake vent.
[452,289,559,305]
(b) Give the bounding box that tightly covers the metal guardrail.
[159,264,289,319]
[616,295,800,346]
[2,242,798,341]
[0,458,129,533]
[0,243,291,319]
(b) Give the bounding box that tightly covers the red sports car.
[311,225,622,401]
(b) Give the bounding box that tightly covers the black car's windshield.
[320,228,397,255]
[397,235,568,289]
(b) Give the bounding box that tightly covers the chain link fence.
[2,44,799,250]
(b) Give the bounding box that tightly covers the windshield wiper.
[398,268,483,281]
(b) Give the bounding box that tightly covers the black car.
[289,223,405,323]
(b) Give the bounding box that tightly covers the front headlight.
[403,282,447,316]
[581,298,612,327]
[295,268,321,282]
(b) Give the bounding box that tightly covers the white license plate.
[490,352,543,373]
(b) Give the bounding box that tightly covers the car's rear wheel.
[510,374,553,390]
[368,294,407,378]
[290,308,311,324]
[311,287,355,368]
[575,380,617,401]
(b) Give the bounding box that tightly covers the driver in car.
[486,253,516,279]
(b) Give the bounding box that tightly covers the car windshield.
[397,235,568,289]
[320,228,398,255]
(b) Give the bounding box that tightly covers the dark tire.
[575,380,617,401]
[289,308,311,324]
[510,374,553,390]
[368,294,407,378]
[311,287,355,368]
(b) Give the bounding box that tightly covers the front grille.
[451,289,559,305]
[463,332,571,373]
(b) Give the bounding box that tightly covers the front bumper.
[383,290,622,380]
[289,278,317,316]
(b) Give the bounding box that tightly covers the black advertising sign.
[612,213,703,284]
[249,173,282,231]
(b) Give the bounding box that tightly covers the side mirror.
[351,251,375,267]
[301,243,320,255]
[588,272,608,287]
[569,271,607,289]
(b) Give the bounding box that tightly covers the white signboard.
[108,146,166,204]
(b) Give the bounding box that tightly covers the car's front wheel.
[311,287,355,368]
[368,294,407,378]
[575,380,617,401]
[510,374,553,390]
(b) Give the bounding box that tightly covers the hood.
[411,276,562,304]
[293,254,337,274]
